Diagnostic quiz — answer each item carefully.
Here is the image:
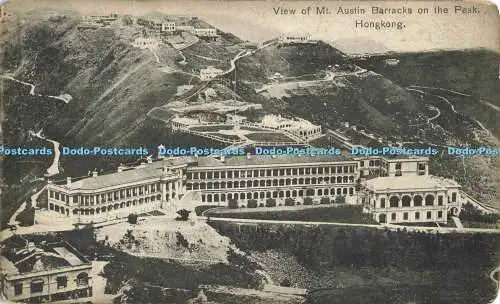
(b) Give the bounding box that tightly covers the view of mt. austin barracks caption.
[0,1,499,304]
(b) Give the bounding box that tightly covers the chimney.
[117,164,125,172]
[147,157,153,164]
[246,153,251,160]
[220,155,225,162]
[66,177,71,185]
[92,169,98,177]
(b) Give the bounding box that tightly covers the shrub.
[247,199,258,208]
[176,232,189,248]
[176,209,191,221]
[265,198,277,207]
[280,278,291,287]
[303,197,313,205]
[284,198,295,206]
[127,213,138,224]
[228,198,239,209]
[335,196,346,204]
[320,197,331,205]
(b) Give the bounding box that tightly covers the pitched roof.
[363,175,460,192]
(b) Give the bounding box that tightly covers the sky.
[5,0,500,54]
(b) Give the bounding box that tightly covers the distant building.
[1,240,92,303]
[137,17,176,33]
[278,33,316,44]
[360,175,462,224]
[199,66,224,81]
[132,37,159,49]
[260,114,322,141]
[226,114,246,124]
[84,13,118,23]
[176,25,195,33]
[194,28,218,40]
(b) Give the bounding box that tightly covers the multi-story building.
[360,175,461,224]
[45,155,435,224]
[137,17,176,33]
[194,28,218,40]
[132,37,159,49]
[358,156,428,178]
[278,33,316,44]
[46,158,192,224]
[1,240,92,303]
[260,114,322,142]
[186,155,359,205]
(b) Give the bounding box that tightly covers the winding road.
[1,75,72,103]
[30,129,61,176]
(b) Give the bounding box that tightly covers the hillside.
[235,43,424,138]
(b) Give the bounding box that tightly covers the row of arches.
[201,187,355,203]
[188,176,356,190]
[385,194,441,208]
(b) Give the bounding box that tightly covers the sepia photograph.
[0,0,499,303]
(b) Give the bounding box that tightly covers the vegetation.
[228,198,239,209]
[194,205,218,216]
[303,197,313,205]
[334,196,346,204]
[284,198,296,206]
[127,213,138,224]
[210,222,499,303]
[459,203,499,223]
[208,205,377,224]
[320,197,331,205]
[176,209,191,221]
[247,199,258,208]
[265,198,277,207]
[15,205,35,226]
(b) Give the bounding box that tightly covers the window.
[427,211,432,219]
[438,196,443,206]
[395,162,402,170]
[360,161,365,167]
[76,273,89,286]
[415,212,420,220]
[380,198,386,208]
[403,212,408,220]
[452,192,457,202]
[56,276,68,289]
[438,211,443,218]
[389,196,399,208]
[391,213,396,220]
[413,195,423,206]
[30,279,44,293]
[14,283,22,296]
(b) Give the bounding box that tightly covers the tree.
[266,198,277,207]
[127,213,138,224]
[320,197,331,205]
[303,197,313,205]
[284,198,295,206]
[280,278,291,287]
[176,209,191,221]
[335,196,346,204]
[228,198,239,209]
[247,199,258,208]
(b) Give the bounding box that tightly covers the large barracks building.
[46,154,461,224]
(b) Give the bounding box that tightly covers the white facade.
[1,241,92,303]
[195,28,218,38]
[199,66,224,81]
[260,114,322,141]
[278,33,315,44]
[42,154,469,225]
[132,37,159,49]
[361,175,462,224]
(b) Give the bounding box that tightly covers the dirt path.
[1,75,72,103]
